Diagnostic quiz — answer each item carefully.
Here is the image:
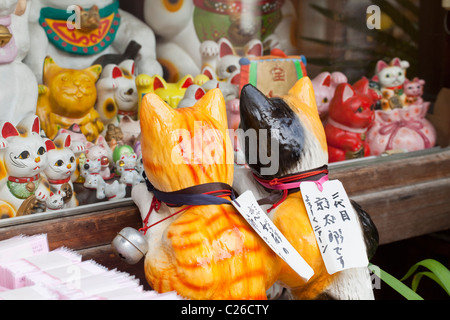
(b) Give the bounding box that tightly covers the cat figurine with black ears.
[234,77,379,300]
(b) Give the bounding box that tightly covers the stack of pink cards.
[0,235,181,300]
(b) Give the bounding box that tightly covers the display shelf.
[0,147,449,281]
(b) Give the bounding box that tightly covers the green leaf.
[401,259,450,295]
[369,264,424,300]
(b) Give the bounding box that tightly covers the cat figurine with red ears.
[325,78,377,163]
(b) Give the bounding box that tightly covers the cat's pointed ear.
[338,83,355,103]
[45,139,56,151]
[245,39,263,57]
[178,75,194,89]
[391,57,402,67]
[86,64,102,81]
[376,60,388,73]
[353,77,370,95]
[43,56,61,83]
[16,115,40,135]
[195,88,227,125]
[152,75,167,90]
[140,93,175,129]
[288,77,318,111]
[0,121,19,139]
[218,38,235,58]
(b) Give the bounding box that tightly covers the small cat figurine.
[325,78,376,163]
[45,191,64,211]
[43,133,78,208]
[374,57,409,110]
[85,135,113,180]
[77,5,100,32]
[0,115,52,218]
[403,77,425,106]
[115,153,142,186]
[104,180,127,201]
[136,74,194,109]
[96,60,138,125]
[36,56,104,142]
[131,88,279,299]
[311,71,348,121]
[80,157,105,200]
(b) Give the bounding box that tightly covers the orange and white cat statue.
[132,88,280,300]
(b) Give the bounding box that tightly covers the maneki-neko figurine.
[36,56,104,142]
[0,0,38,125]
[367,58,437,155]
[25,0,162,83]
[0,116,52,218]
[43,133,78,209]
[96,59,138,125]
[325,78,377,163]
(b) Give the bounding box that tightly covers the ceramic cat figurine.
[43,133,78,208]
[80,157,106,199]
[403,77,425,106]
[85,135,114,181]
[233,78,378,300]
[136,74,194,109]
[45,191,64,211]
[0,0,38,125]
[142,0,296,82]
[25,0,162,83]
[115,153,142,186]
[96,59,138,125]
[36,56,104,142]
[311,71,348,121]
[325,78,376,163]
[131,88,280,299]
[0,115,52,218]
[374,57,409,110]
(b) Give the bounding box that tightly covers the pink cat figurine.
[311,71,348,121]
[85,135,114,181]
[403,77,425,106]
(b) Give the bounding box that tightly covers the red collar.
[8,174,40,183]
[118,110,137,117]
[48,176,71,185]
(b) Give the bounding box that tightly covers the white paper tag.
[232,190,314,282]
[300,180,369,275]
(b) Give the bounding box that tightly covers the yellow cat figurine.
[36,56,104,142]
[133,88,280,300]
[136,73,194,111]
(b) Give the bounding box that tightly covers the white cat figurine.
[25,0,162,82]
[96,59,138,125]
[45,191,64,211]
[0,0,38,125]
[375,57,409,109]
[115,153,142,186]
[44,133,78,208]
[80,157,106,199]
[85,135,113,180]
[104,179,126,201]
[0,115,51,218]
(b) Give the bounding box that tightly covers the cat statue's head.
[43,56,102,118]
[0,115,50,179]
[239,77,328,179]
[375,57,409,89]
[44,133,76,182]
[139,88,233,192]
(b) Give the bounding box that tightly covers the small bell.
[111,227,149,265]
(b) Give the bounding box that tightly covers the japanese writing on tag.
[300,180,369,275]
[232,191,314,282]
